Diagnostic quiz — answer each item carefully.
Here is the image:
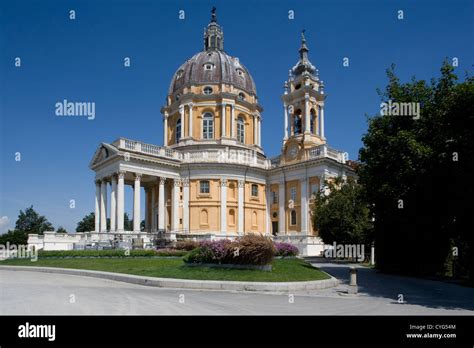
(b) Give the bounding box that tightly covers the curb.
[0,265,339,292]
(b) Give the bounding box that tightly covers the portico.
[93,172,183,233]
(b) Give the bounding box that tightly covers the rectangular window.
[237,120,245,143]
[290,187,297,201]
[200,180,210,194]
[272,191,278,204]
[311,183,318,198]
[251,184,259,197]
[291,210,297,225]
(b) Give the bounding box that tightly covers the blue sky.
[0,0,472,232]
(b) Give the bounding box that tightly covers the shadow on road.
[306,257,474,312]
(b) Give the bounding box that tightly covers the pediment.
[89,143,119,168]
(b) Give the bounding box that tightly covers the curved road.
[1,263,473,315]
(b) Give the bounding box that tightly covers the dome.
[168,7,257,97]
[168,50,257,96]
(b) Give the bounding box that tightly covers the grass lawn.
[0,257,330,282]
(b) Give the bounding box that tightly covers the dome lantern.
[204,7,224,51]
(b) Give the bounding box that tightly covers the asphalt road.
[1,263,473,315]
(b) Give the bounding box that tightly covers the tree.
[15,206,54,234]
[77,213,135,232]
[76,213,95,232]
[124,213,132,231]
[0,206,54,245]
[57,226,67,233]
[0,229,29,245]
[312,177,373,247]
[358,61,474,278]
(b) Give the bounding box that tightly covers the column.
[117,171,125,231]
[253,114,258,145]
[221,103,226,137]
[283,103,288,139]
[300,178,308,234]
[304,93,310,133]
[320,105,325,138]
[183,178,190,232]
[158,177,165,230]
[278,182,285,234]
[163,112,168,146]
[188,103,193,138]
[94,180,100,232]
[220,178,227,234]
[145,187,151,231]
[179,105,184,139]
[231,104,236,138]
[151,184,157,232]
[110,176,117,232]
[237,180,244,235]
[133,173,141,232]
[171,179,180,231]
[265,185,271,235]
[100,179,107,232]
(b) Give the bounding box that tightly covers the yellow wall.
[165,83,258,146]
[185,179,266,234]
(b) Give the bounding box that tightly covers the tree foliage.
[358,61,474,278]
[312,177,373,246]
[15,205,54,234]
[0,206,54,245]
[76,212,95,232]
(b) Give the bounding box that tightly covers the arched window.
[229,209,235,226]
[200,209,209,225]
[294,110,302,135]
[290,210,297,226]
[176,118,182,143]
[252,211,258,227]
[229,182,236,199]
[310,109,316,134]
[202,113,214,139]
[237,116,245,143]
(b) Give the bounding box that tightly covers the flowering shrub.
[274,242,299,257]
[183,235,275,266]
[199,239,232,263]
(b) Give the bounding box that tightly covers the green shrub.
[38,249,156,258]
[183,247,214,264]
[155,248,188,257]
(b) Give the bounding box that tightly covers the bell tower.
[281,31,326,164]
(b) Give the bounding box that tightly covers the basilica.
[30,9,355,255]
